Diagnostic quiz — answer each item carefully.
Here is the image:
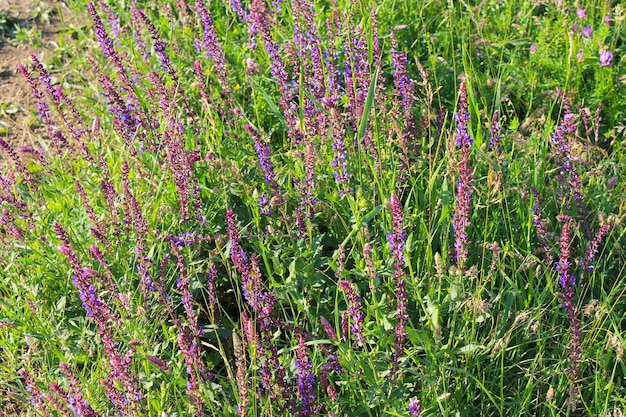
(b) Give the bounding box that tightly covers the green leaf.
[252,79,287,130]
[357,66,379,142]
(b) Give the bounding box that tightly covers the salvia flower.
[330,111,350,195]
[409,397,423,417]
[607,177,618,190]
[170,232,196,247]
[320,356,342,401]
[295,336,316,416]
[452,81,472,265]
[552,88,585,213]
[581,225,610,271]
[230,0,248,21]
[259,193,271,216]
[320,316,337,341]
[489,110,502,155]
[388,193,408,376]
[18,369,49,415]
[390,32,416,177]
[247,124,277,189]
[206,264,218,316]
[339,279,365,346]
[132,7,175,78]
[170,240,206,417]
[555,215,582,408]
[599,50,613,67]
[146,355,170,373]
[59,363,99,417]
[196,0,230,94]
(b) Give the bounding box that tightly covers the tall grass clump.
[1,0,626,416]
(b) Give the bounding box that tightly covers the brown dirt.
[0,0,75,172]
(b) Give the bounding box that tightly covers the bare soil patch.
[0,0,74,172]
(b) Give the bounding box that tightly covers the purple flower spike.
[581,225,610,271]
[339,279,365,346]
[556,215,582,408]
[388,192,409,377]
[320,316,337,341]
[409,397,423,417]
[295,336,316,416]
[452,82,472,265]
[489,110,502,154]
[599,50,613,67]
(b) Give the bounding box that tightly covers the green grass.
[0,0,625,416]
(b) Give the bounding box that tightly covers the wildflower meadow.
[1,0,625,416]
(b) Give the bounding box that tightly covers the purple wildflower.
[607,177,617,190]
[301,142,317,214]
[206,264,218,316]
[363,242,376,294]
[582,26,592,37]
[295,336,316,416]
[248,0,299,141]
[244,57,259,74]
[555,215,582,408]
[99,1,120,38]
[320,316,337,341]
[599,50,613,67]
[339,279,365,346]
[330,110,350,195]
[577,51,585,62]
[390,32,416,178]
[529,44,537,54]
[171,242,206,416]
[576,8,586,19]
[132,7,175,78]
[59,363,99,417]
[594,102,603,144]
[196,0,230,94]
[45,383,73,417]
[388,193,408,376]
[581,225,610,271]
[230,0,248,21]
[247,124,277,189]
[604,15,613,26]
[171,232,196,247]
[89,1,115,58]
[409,397,423,417]
[551,88,583,206]
[18,369,49,415]
[259,193,271,216]
[489,110,502,154]
[452,82,472,266]
[343,25,370,130]
[0,138,33,186]
[320,356,342,401]
[88,58,141,152]
[146,355,170,373]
